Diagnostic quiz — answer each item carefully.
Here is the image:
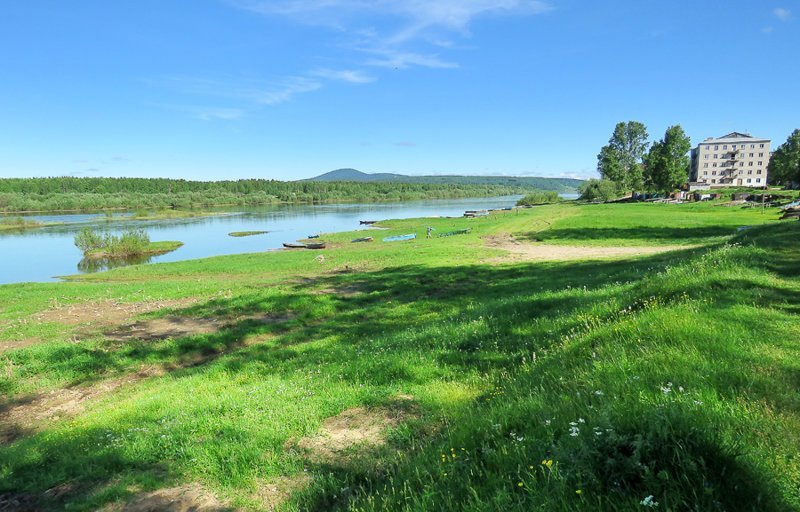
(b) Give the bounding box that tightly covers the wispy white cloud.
[243,77,322,105]
[310,68,376,83]
[231,0,552,69]
[762,26,774,33]
[773,7,791,21]
[365,49,458,69]
[395,140,417,147]
[148,101,246,120]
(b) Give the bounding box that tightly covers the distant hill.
[306,169,583,192]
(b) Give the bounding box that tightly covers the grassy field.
[1,202,798,511]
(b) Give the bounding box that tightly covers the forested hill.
[307,168,583,192]
[0,177,538,212]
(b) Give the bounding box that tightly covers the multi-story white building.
[690,132,771,187]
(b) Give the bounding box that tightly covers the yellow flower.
[576,489,583,495]
[518,482,524,487]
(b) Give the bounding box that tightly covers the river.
[0,195,566,285]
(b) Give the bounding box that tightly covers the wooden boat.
[359,220,377,225]
[438,228,471,237]
[307,234,320,239]
[382,233,416,242]
[305,242,326,249]
[282,242,307,249]
[351,237,374,243]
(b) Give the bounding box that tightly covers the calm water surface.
[0,196,545,285]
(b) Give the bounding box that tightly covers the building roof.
[699,132,770,144]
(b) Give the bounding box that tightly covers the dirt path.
[484,234,695,261]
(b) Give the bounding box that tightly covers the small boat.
[438,228,471,237]
[282,242,307,249]
[382,233,416,242]
[351,237,374,243]
[307,234,320,239]
[360,220,378,225]
[306,242,326,249]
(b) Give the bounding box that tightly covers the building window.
[749,162,753,166]
[760,143,765,148]
[713,154,718,158]
[751,144,755,148]
[758,161,763,166]
[756,178,761,183]
[712,170,717,175]
[749,153,754,157]
[713,163,717,168]
[747,179,752,183]
[759,152,764,157]
[703,163,708,168]
[757,169,762,174]
[748,170,752,174]
[723,145,728,150]
[740,162,744,167]
[711,179,716,183]
[714,145,719,150]
[732,144,737,149]
[704,154,709,159]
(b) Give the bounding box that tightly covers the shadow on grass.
[1,223,799,510]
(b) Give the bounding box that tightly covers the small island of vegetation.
[228,230,270,237]
[74,228,183,259]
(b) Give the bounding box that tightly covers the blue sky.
[0,1,797,181]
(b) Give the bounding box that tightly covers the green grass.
[84,240,183,259]
[0,203,798,511]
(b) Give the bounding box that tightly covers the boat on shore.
[307,234,320,239]
[351,237,374,243]
[282,242,307,249]
[360,220,378,225]
[306,242,326,249]
[383,233,416,242]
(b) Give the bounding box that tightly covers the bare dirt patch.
[255,474,312,511]
[115,484,230,512]
[0,337,41,353]
[292,397,418,466]
[483,234,692,262]
[34,298,197,328]
[106,312,295,342]
[0,366,164,445]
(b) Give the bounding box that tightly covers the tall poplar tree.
[644,125,692,194]
[597,121,649,192]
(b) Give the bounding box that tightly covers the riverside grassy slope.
[0,203,798,511]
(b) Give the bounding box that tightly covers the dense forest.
[0,177,537,212]
[307,168,583,191]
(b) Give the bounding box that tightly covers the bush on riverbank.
[74,228,151,258]
[516,190,560,206]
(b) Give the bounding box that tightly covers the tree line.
[582,122,800,201]
[0,178,536,212]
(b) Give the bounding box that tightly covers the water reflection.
[77,254,154,273]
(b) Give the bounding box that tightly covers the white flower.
[569,426,580,437]
[594,390,604,396]
[640,495,659,507]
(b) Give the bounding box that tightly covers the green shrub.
[516,190,560,206]
[73,227,104,253]
[73,228,150,257]
[579,179,622,202]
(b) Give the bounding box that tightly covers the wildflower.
[576,489,583,495]
[569,426,580,437]
[518,482,524,487]
[578,417,585,423]
[640,495,659,507]
[541,459,554,469]
[594,390,604,396]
